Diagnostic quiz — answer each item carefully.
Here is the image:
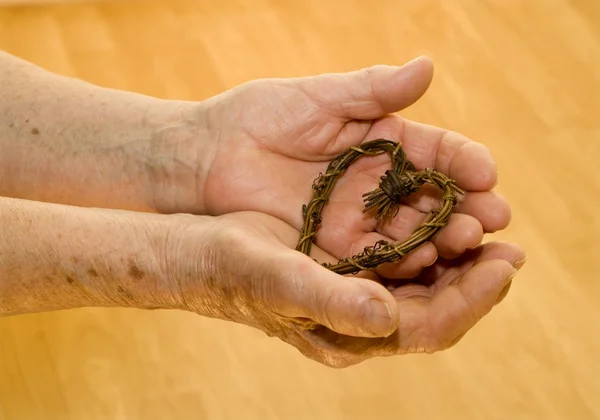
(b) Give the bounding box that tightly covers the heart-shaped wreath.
[295,139,465,275]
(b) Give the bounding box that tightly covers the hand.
[154,56,511,280]
[166,211,525,368]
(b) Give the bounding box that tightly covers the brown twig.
[295,139,465,275]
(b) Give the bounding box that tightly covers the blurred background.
[0,0,599,419]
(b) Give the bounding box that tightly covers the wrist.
[85,208,184,312]
[157,213,222,317]
[144,100,217,215]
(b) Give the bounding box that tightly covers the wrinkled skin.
[169,211,525,368]
[154,56,525,367]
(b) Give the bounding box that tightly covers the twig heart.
[295,139,465,275]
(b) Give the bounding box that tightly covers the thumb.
[268,253,400,338]
[294,56,434,120]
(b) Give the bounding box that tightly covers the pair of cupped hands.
[162,57,526,367]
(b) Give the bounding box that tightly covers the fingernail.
[514,258,527,270]
[505,268,518,285]
[366,299,394,337]
[406,55,429,64]
[400,56,428,72]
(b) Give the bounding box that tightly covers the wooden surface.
[1,0,599,419]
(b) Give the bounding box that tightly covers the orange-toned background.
[1,1,599,419]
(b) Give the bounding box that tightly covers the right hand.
[164,211,525,368]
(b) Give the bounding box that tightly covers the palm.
[291,241,523,367]
[203,59,511,279]
[227,211,524,367]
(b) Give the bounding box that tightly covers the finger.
[349,231,438,279]
[430,213,484,259]
[393,188,511,234]
[294,244,525,361]
[295,56,434,121]
[496,281,513,305]
[419,240,526,290]
[344,115,505,235]
[403,120,497,191]
[376,206,483,260]
[429,259,517,347]
[269,251,400,338]
[456,191,512,233]
[375,115,498,192]
[458,241,527,270]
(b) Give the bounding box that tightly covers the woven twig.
[295,139,465,275]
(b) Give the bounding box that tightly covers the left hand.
[152,56,511,280]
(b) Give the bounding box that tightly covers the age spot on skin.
[66,276,75,284]
[128,258,145,280]
[87,268,98,277]
[31,128,39,135]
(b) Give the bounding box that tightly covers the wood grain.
[1,0,599,419]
